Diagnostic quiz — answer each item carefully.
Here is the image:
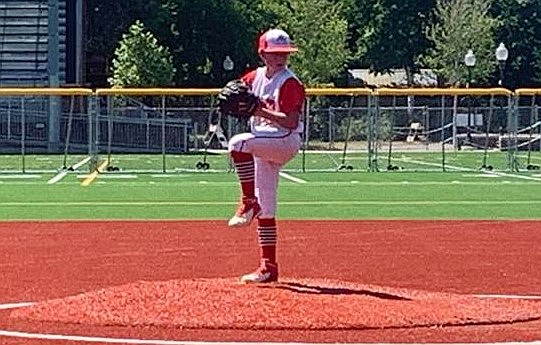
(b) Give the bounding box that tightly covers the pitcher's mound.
[10,278,541,330]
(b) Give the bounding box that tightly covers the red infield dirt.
[0,220,541,344]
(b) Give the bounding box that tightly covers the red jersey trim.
[241,69,305,114]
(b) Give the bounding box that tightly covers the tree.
[491,0,541,88]
[86,0,271,87]
[259,0,350,87]
[423,0,500,86]
[154,0,271,86]
[344,0,436,84]
[85,0,162,56]
[84,0,166,86]
[108,20,174,87]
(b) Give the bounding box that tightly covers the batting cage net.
[0,87,540,173]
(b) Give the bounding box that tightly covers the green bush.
[108,20,174,87]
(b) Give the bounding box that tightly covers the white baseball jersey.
[249,66,304,136]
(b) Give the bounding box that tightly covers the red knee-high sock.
[231,151,255,200]
[257,218,277,263]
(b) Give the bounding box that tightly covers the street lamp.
[495,42,516,170]
[222,55,234,84]
[223,55,234,72]
[464,49,476,144]
[495,43,508,86]
[464,49,476,87]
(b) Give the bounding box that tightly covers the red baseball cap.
[258,29,298,54]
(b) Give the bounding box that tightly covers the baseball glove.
[217,79,260,118]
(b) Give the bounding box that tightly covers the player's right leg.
[240,258,278,283]
[240,159,280,283]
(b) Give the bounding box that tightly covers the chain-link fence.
[1,87,539,173]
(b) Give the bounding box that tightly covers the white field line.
[48,157,92,185]
[5,180,541,187]
[1,298,541,344]
[485,170,541,181]
[47,171,68,184]
[0,174,41,179]
[475,294,541,300]
[394,157,475,172]
[0,302,34,310]
[174,169,228,173]
[1,200,541,207]
[72,157,92,170]
[464,174,501,178]
[76,174,138,179]
[2,329,538,345]
[8,328,541,345]
[279,171,307,183]
[395,157,541,181]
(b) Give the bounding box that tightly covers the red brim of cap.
[262,46,298,53]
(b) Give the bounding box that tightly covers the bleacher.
[0,1,68,152]
[0,0,66,86]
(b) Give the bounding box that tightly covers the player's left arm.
[253,78,305,130]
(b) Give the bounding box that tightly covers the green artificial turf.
[1,166,541,220]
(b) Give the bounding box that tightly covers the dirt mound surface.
[11,278,541,330]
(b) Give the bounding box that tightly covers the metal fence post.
[87,93,98,171]
[368,93,377,172]
[452,95,458,149]
[507,94,519,171]
[161,95,166,173]
[21,97,26,173]
[302,97,310,173]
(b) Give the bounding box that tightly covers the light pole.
[495,42,508,87]
[495,43,516,170]
[221,55,235,170]
[464,49,476,144]
[464,49,476,88]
